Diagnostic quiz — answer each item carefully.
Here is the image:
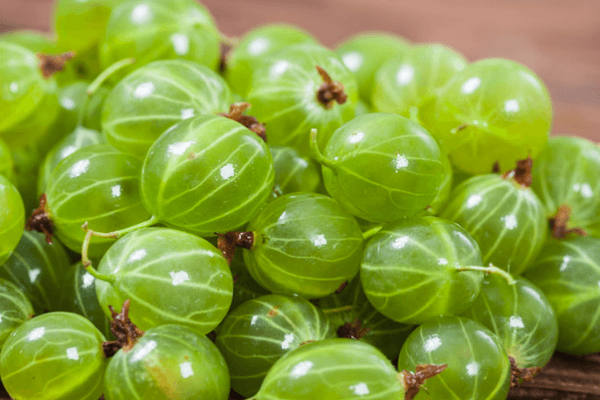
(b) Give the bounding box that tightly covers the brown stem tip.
[216,231,255,265]
[492,161,501,174]
[102,299,144,358]
[220,102,267,142]
[26,194,54,244]
[37,51,75,79]
[219,42,231,74]
[337,319,371,340]
[315,65,347,109]
[401,364,448,400]
[502,156,533,187]
[509,356,542,388]
[549,204,587,239]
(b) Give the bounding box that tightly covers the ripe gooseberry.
[10,145,41,212]
[310,113,444,223]
[251,338,446,400]
[102,59,234,157]
[425,58,552,174]
[225,24,318,97]
[372,43,467,124]
[360,216,514,325]
[0,137,14,180]
[229,251,269,310]
[336,31,410,104]
[0,278,34,349]
[398,316,511,400]
[219,193,364,299]
[89,227,233,334]
[246,43,358,154]
[0,175,24,265]
[0,230,70,313]
[271,146,323,198]
[423,152,452,215]
[440,158,547,275]
[216,294,335,397]
[0,312,106,400]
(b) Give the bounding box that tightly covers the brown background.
[1,0,599,399]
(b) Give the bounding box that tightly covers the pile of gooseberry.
[0,0,598,399]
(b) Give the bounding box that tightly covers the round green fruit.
[271,146,322,198]
[0,175,24,265]
[0,278,34,348]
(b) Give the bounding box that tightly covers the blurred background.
[0,0,598,141]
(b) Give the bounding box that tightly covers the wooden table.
[1,1,599,399]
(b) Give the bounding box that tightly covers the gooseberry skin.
[318,113,444,223]
[252,338,404,400]
[45,144,152,256]
[11,145,42,212]
[59,262,112,339]
[104,324,230,400]
[100,0,220,78]
[314,277,413,361]
[372,43,467,123]
[361,216,484,325]
[0,176,24,266]
[0,230,70,314]
[95,228,233,334]
[225,24,318,97]
[398,316,510,400]
[102,60,233,157]
[229,252,269,311]
[440,174,547,275]
[336,31,410,104]
[524,236,600,355]
[38,127,104,195]
[0,312,106,400]
[246,44,358,154]
[0,138,14,180]
[426,58,552,174]
[424,152,453,215]
[244,193,364,299]
[271,146,322,198]
[0,278,34,349]
[462,274,558,369]
[141,115,274,236]
[531,136,600,237]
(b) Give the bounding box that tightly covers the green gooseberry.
[59,262,112,338]
[0,230,70,313]
[372,43,467,123]
[38,126,105,195]
[311,113,444,223]
[313,276,414,361]
[105,323,230,400]
[0,176,25,266]
[271,146,322,198]
[102,60,233,157]
[360,216,488,325]
[398,316,511,400]
[100,0,220,79]
[524,236,600,355]
[425,58,552,174]
[336,31,410,104]
[0,312,106,400]
[226,193,363,299]
[141,114,274,236]
[440,162,547,275]
[40,144,152,256]
[216,294,335,397]
[92,227,233,334]
[10,145,41,213]
[0,137,13,181]
[462,274,558,371]
[225,24,318,97]
[355,99,371,116]
[0,278,34,348]
[531,136,600,237]
[229,251,269,311]
[246,43,358,154]
[423,152,453,215]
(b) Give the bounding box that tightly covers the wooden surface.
[1,1,599,399]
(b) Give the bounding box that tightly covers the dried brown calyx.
[335,281,349,294]
[216,231,255,265]
[26,194,54,244]
[502,156,533,187]
[549,204,587,239]
[509,356,542,388]
[492,161,501,174]
[219,42,232,74]
[102,299,144,358]
[220,102,267,142]
[315,65,347,109]
[401,364,448,400]
[37,51,75,79]
[337,319,371,340]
